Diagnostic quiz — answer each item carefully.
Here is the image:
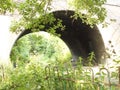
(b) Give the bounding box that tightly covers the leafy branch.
[0,0,107,33]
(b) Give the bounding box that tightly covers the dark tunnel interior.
[15,10,106,65]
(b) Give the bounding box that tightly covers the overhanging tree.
[0,0,107,33]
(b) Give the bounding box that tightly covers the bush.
[0,54,112,90]
[10,31,72,66]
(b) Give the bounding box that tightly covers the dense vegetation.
[1,53,120,90]
[10,32,72,66]
[2,0,120,90]
[0,0,107,33]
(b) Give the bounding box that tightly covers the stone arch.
[11,10,106,65]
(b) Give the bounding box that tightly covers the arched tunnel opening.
[13,10,106,65]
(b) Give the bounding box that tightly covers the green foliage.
[105,41,120,81]
[0,58,80,89]
[69,0,107,27]
[0,0,107,33]
[43,63,99,90]
[1,51,120,90]
[10,0,65,34]
[87,52,96,66]
[0,61,45,90]
[0,0,15,14]
[0,54,110,90]
[110,58,120,80]
[10,32,72,66]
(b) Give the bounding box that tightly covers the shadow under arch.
[11,10,106,65]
